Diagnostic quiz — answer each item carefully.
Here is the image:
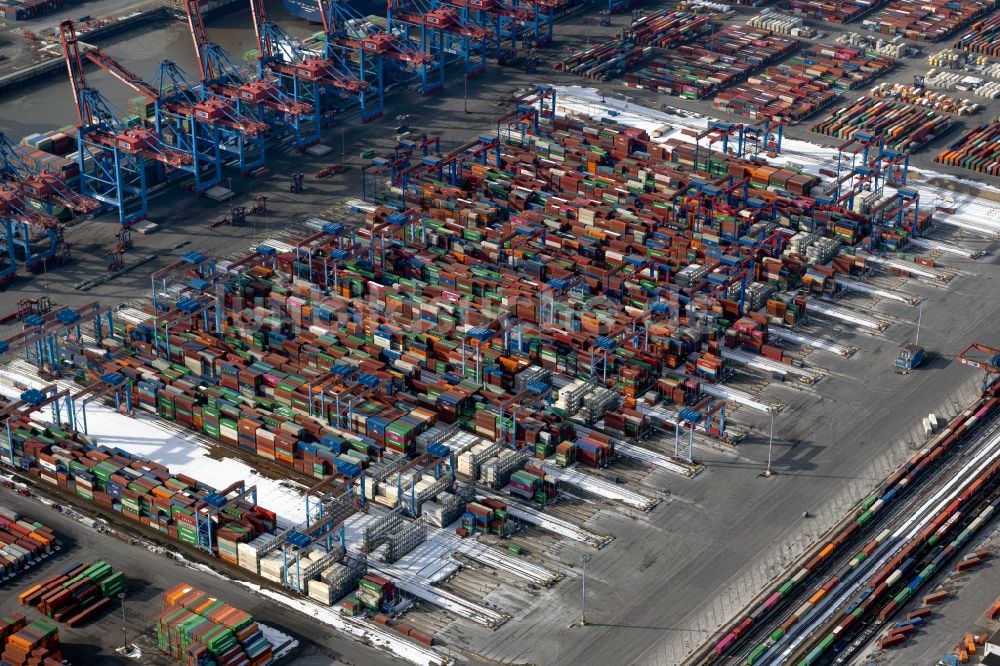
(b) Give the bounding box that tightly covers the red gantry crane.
[958,343,1000,392]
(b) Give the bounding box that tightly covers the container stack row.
[13,130,80,212]
[0,0,70,21]
[624,9,712,48]
[714,45,895,123]
[746,9,816,37]
[953,10,1000,55]
[623,26,800,99]
[934,119,1000,175]
[810,96,955,152]
[17,561,126,627]
[0,508,57,582]
[158,583,273,666]
[861,0,1000,43]
[777,0,892,23]
[0,616,61,666]
[553,10,711,80]
[1,418,277,568]
[552,41,651,80]
[39,109,921,512]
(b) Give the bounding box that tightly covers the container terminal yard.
[2,0,1000,665]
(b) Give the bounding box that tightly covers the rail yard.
[1,0,1000,665]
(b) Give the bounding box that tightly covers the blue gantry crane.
[386,0,491,88]
[155,61,271,178]
[60,20,194,226]
[317,0,433,118]
[183,0,308,166]
[250,0,368,148]
[82,46,226,194]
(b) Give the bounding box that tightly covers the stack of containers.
[862,0,1000,43]
[355,574,398,613]
[811,97,955,152]
[341,595,363,616]
[934,120,1000,175]
[461,501,508,535]
[0,617,61,666]
[10,133,79,194]
[726,316,769,352]
[520,463,558,505]
[604,408,648,439]
[575,436,614,467]
[19,561,126,627]
[462,502,493,534]
[953,11,1000,55]
[158,583,274,666]
[509,470,540,500]
[481,498,509,534]
[555,442,576,468]
[216,522,255,566]
[385,418,417,455]
[0,508,56,580]
[20,131,73,157]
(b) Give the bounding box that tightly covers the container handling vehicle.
[895,343,925,373]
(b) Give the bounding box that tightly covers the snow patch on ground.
[0,368,308,526]
[259,623,299,661]
[241,582,448,666]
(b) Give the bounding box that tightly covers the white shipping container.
[308,579,333,605]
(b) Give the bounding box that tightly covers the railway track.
[772,423,1000,665]
[684,387,1000,666]
[745,414,1000,665]
[835,489,1000,665]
